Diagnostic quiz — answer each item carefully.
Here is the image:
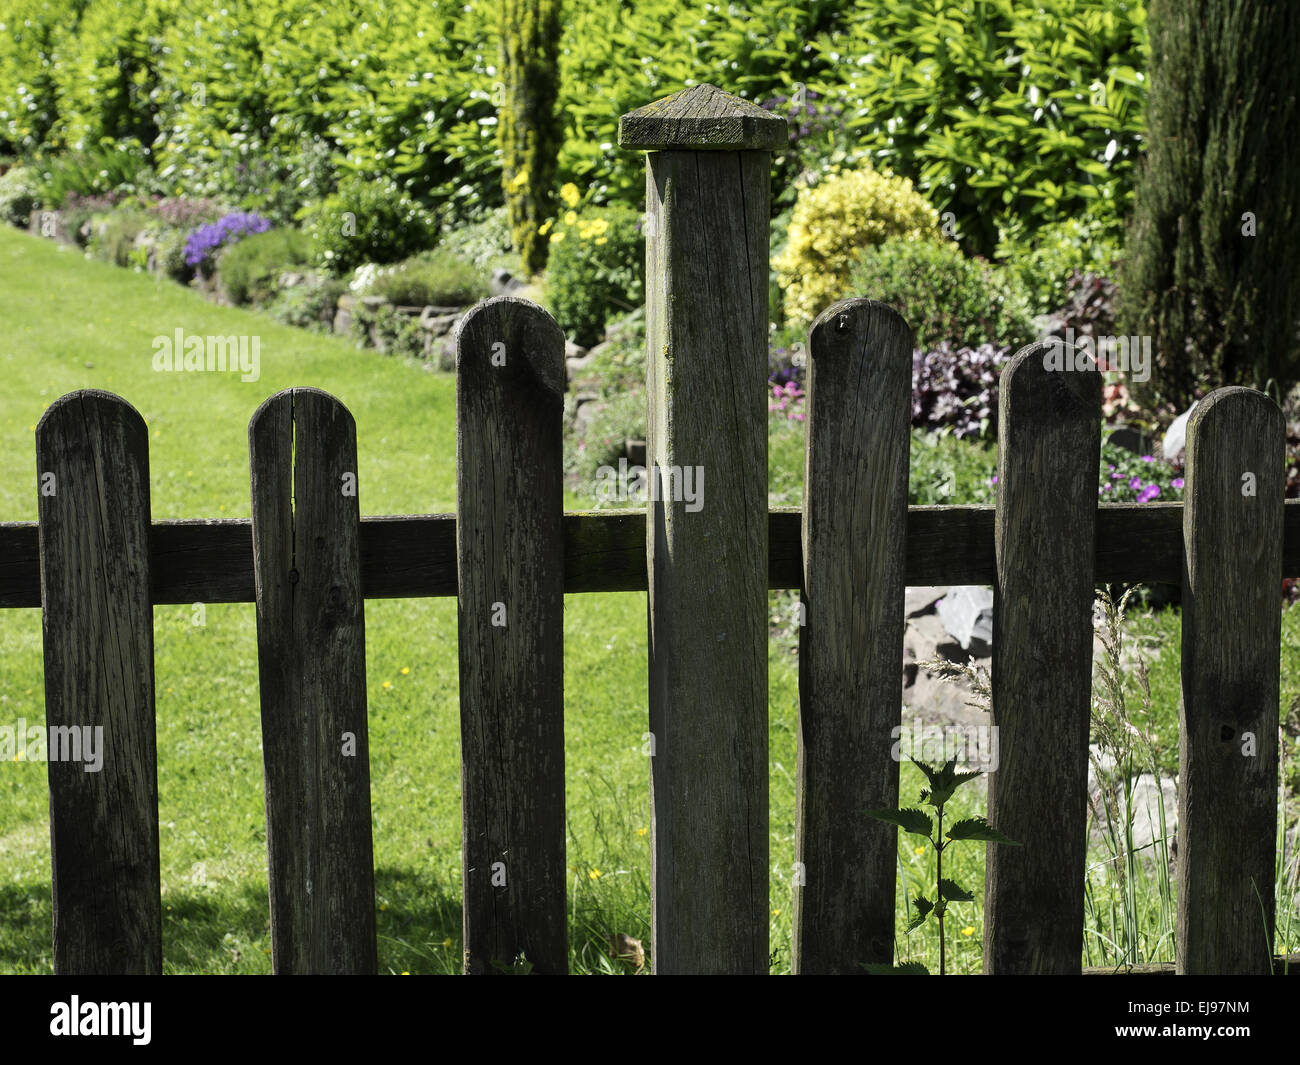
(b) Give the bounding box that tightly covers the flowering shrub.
[772,163,942,326]
[544,201,643,348]
[184,211,271,270]
[150,197,224,228]
[1098,444,1185,504]
[912,343,1011,439]
[769,380,806,423]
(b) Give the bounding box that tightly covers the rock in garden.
[490,267,527,295]
[905,586,949,618]
[1161,401,1198,464]
[937,586,994,655]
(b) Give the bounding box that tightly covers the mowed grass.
[0,226,809,973]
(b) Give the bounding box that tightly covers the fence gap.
[620,84,786,973]
[249,387,377,974]
[985,344,1100,973]
[456,296,568,975]
[1179,386,1284,974]
[793,299,913,973]
[36,389,162,974]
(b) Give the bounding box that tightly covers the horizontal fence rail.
[6,503,1300,607]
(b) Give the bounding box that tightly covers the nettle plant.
[865,758,1019,975]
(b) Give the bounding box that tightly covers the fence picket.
[985,345,1101,973]
[249,387,377,974]
[1179,387,1284,974]
[36,389,161,974]
[793,299,913,974]
[456,296,568,975]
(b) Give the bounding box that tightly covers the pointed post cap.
[618,83,787,151]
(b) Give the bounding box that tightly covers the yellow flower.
[636,827,648,837]
[590,217,609,235]
[563,210,577,226]
[382,680,392,689]
[559,182,581,208]
[960,926,975,937]
[594,237,607,245]
[442,937,453,949]
[508,169,528,191]
[401,970,410,975]
[913,846,925,856]
[400,667,410,675]
[550,231,565,243]
[538,219,552,235]
[771,908,781,917]
[588,869,602,880]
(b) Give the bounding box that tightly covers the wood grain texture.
[249,388,377,974]
[1178,387,1283,975]
[9,502,1300,607]
[35,390,161,974]
[618,83,787,151]
[793,300,913,974]
[985,344,1101,974]
[456,296,568,975]
[643,146,770,974]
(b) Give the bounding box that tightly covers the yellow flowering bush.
[544,203,642,347]
[773,165,943,326]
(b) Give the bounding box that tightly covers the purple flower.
[184,211,272,268]
[1171,477,1185,489]
[1137,484,1161,503]
[1141,455,1155,462]
[1128,476,1142,490]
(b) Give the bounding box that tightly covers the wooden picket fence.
[1,84,1297,975]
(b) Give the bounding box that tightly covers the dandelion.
[382,680,392,690]
[637,827,648,837]
[772,908,782,917]
[913,846,925,856]
[588,869,602,880]
[960,926,975,937]
[400,667,410,675]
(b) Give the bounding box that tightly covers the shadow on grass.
[0,866,651,974]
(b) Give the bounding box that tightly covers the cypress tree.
[499,0,563,277]
[1121,0,1300,409]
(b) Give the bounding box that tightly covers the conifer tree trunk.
[1122,0,1300,409]
[499,0,563,276]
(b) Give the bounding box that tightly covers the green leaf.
[864,807,933,839]
[947,817,1022,845]
[904,894,933,933]
[939,877,974,902]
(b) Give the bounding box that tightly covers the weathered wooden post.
[618,84,785,973]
